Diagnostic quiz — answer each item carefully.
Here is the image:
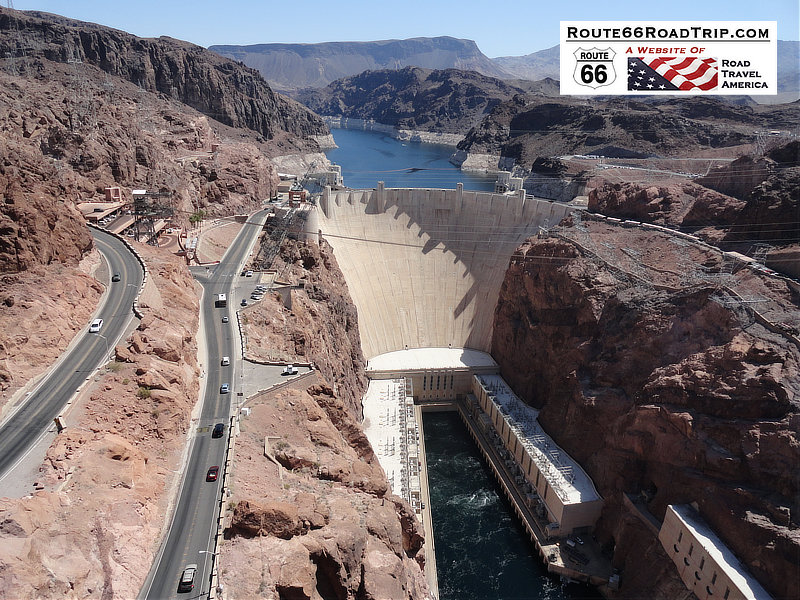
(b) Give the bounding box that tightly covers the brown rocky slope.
[0,7,329,146]
[589,141,800,277]
[491,219,800,599]
[0,242,201,599]
[222,237,431,599]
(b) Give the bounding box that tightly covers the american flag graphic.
[627,57,718,91]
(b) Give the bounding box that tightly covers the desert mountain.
[0,8,328,144]
[210,36,510,91]
[0,6,331,275]
[297,66,529,134]
[491,44,560,81]
[455,95,800,165]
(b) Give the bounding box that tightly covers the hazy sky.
[12,0,800,57]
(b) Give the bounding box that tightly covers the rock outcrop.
[242,237,368,417]
[455,96,799,171]
[0,7,328,145]
[298,67,526,135]
[491,221,800,599]
[589,142,800,274]
[224,237,431,599]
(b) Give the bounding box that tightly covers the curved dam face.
[315,183,572,360]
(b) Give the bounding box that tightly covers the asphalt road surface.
[141,210,268,600]
[0,228,143,479]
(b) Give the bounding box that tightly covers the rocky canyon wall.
[222,237,432,599]
[0,243,202,599]
[0,7,329,147]
[491,220,800,599]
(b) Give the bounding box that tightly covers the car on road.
[222,315,229,323]
[206,466,219,481]
[177,564,197,593]
[89,318,103,333]
[212,423,225,438]
[111,272,121,282]
[221,356,230,366]
[220,383,230,394]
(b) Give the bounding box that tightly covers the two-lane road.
[142,210,269,600]
[0,229,144,480]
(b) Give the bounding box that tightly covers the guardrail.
[88,223,148,319]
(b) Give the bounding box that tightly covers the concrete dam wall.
[315,184,572,360]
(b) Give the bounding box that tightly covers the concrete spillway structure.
[315,183,572,360]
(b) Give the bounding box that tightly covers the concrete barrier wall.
[317,185,571,359]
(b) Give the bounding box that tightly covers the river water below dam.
[424,412,602,600]
[325,127,496,191]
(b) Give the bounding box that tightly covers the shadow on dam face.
[314,184,572,360]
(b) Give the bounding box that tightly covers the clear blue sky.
[12,0,800,57]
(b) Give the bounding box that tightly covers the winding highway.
[141,210,269,600]
[0,228,144,479]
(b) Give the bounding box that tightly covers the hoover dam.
[311,183,610,593]
[313,183,571,360]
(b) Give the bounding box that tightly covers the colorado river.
[325,127,496,191]
[424,412,602,600]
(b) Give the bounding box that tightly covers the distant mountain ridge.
[492,45,560,81]
[211,36,800,100]
[297,67,531,134]
[210,36,510,90]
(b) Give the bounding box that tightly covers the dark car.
[177,564,197,593]
[111,272,121,282]
[212,423,224,438]
[240,298,247,306]
[206,466,219,482]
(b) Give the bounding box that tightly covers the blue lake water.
[324,127,497,191]
[424,412,602,600]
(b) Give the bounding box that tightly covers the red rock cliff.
[491,219,800,599]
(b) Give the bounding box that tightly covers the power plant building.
[472,374,603,536]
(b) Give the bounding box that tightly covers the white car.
[89,318,103,333]
[221,356,230,366]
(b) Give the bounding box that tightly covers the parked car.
[206,466,219,481]
[245,270,253,277]
[212,423,225,438]
[240,298,247,306]
[220,383,230,394]
[282,365,298,375]
[177,564,197,593]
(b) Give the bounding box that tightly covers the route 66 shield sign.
[573,47,616,89]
